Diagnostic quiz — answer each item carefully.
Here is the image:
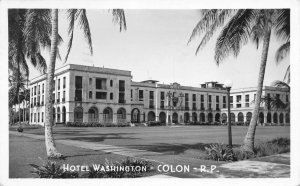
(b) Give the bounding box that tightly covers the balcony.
[149,105,154,109]
[200,107,205,111]
[62,98,65,103]
[184,107,190,110]
[119,87,125,92]
[118,99,126,104]
[160,105,165,109]
[192,107,197,111]
[216,108,220,111]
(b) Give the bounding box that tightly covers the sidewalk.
[9,131,290,178]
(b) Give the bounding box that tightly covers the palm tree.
[188,9,290,152]
[24,9,126,158]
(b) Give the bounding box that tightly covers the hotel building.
[29,64,290,126]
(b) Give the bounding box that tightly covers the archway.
[267,112,272,123]
[215,113,220,122]
[131,108,140,123]
[200,113,205,122]
[286,113,290,123]
[148,111,155,121]
[159,112,166,123]
[57,107,61,123]
[246,112,252,122]
[259,112,264,124]
[74,107,83,122]
[221,113,227,123]
[117,108,126,123]
[273,113,278,123]
[52,107,56,124]
[238,112,244,122]
[172,112,178,123]
[103,107,113,123]
[230,113,235,122]
[88,107,99,122]
[62,106,66,123]
[192,112,197,122]
[279,113,284,124]
[208,113,213,123]
[184,112,190,123]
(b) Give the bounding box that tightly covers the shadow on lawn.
[129,143,240,155]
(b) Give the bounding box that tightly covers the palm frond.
[77,9,93,55]
[214,9,255,64]
[274,9,290,41]
[112,9,127,31]
[65,9,77,62]
[283,65,290,84]
[275,41,290,63]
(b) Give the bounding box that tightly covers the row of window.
[31,77,66,97]
[75,76,125,91]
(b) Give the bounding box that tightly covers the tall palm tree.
[24,9,126,158]
[188,9,290,152]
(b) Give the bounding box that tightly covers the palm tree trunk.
[242,28,271,152]
[18,94,21,125]
[44,9,62,158]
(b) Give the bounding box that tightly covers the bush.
[29,161,79,178]
[147,121,164,127]
[204,143,234,161]
[85,157,153,178]
[17,126,23,132]
[65,122,130,128]
[254,137,290,157]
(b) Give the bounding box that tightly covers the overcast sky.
[29,9,290,89]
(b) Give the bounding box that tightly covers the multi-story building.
[220,86,290,125]
[29,64,290,126]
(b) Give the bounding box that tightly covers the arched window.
[88,107,99,122]
[238,112,244,122]
[103,107,113,123]
[74,107,83,122]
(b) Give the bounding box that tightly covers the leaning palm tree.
[24,9,126,158]
[188,9,290,152]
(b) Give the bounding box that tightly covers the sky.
[29,9,290,89]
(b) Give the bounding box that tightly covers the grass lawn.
[9,134,159,178]
[14,125,290,156]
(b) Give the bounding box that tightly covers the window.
[131,89,133,99]
[201,95,204,102]
[185,93,189,101]
[245,103,250,107]
[53,93,55,102]
[236,104,242,108]
[96,92,107,99]
[42,84,44,93]
[53,80,55,90]
[34,86,36,95]
[230,96,233,103]
[149,100,154,108]
[75,76,82,89]
[89,78,92,86]
[42,112,44,122]
[119,92,125,103]
[57,92,60,103]
[276,94,280,99]
[110,92,113,100]
[63,91,65,101]
[254,94,256,100]
[192,94,196,101]
[38,85,40,95]
[34,98,36,106]
[32,88,33,96]
[216,104,219,110]
[223,96,226,108]
[201,103,204,110]
[38,112,40,122]
[150,91,154,99]
[31,113,32,122]
[75,90,82,101]
[110,80,113,87]
[58,78,60,90]
[245,94,249,102]
[192,102,196,110]
[230,104,233,108]
[34,113,36,122]
[96,78,106,89]
[161,92,165,100]
[160,101,164,108]
[119,80,125,91]
[216,96,219,103]
[63,77,66,88]
[89,91,93,99]
[42,95,44,105]
[208,95,212,102]
[139,90,144,101]
[286,95,289,103]
[236,95,241,102]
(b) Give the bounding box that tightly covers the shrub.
[29,161,79,178]
[204,143,234,161]
[147,121,163,127]
[255,137,290,157]
[17,126,23,132]
[65,122,131,128]
[84,158,153,178]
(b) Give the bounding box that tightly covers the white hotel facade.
[29,64,290,126]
